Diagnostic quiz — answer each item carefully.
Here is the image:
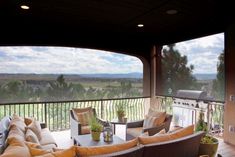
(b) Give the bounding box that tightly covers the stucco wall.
[224,23,235,145]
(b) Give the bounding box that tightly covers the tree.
[46,75,75,101]
[161,44,197,96]
[212,52,224,101]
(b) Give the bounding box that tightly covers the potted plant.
[89,116,103,141]
[196,111,219,157]
[116,103,125,122]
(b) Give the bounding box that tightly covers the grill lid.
[175,90,212,101]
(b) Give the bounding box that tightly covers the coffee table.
[74,134,125,146]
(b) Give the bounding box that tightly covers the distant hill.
[0,72,143,80]
[80,72,143,79]
[193,73,216,80]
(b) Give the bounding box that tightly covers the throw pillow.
[26,129,40,144]
[9,114,26,132]
[72,107,93,121]
[138,125,194,145]
[76,138,138,156]
[76,111,93,126]
[25,117,34,126]
[143,111,166,129]
[143,116,158,129]
[26,119,42,140]
[7,125,25,142]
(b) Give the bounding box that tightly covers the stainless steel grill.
[172,90,213,127]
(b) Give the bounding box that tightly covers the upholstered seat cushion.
[126,127,143,138]
[39,128,57,146]
[76,138,138,156]
[138,125,194,145]
[81,125,91,134]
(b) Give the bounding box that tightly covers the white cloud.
[0,47,143,74]
[174,33,224,74]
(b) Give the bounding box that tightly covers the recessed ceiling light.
[21,5,30,10]
[137,24,144,28]
[166,9,178,15]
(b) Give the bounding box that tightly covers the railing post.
[207,102,211,131]
[44,103,47,127]
[101,100,104,119]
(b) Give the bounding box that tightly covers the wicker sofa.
[92,131,204,157]
[0,115,57,156]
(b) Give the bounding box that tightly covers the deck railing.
[0,97,148,131]
[156,96,224,136]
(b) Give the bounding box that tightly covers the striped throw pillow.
[76,111,93,126]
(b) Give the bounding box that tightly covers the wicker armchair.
[70,107,107,139]
[126,114,172,140]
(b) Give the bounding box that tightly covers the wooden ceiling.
[0,0,233,59]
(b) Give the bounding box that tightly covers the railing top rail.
[156,95,225,104]
[0,96,150,106]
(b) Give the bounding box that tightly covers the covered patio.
[1,0,235,156]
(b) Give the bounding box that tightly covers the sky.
[0,47,142,74]
[0,33,224,74]
[169,33,224,74]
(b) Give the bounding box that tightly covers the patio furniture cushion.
[76,138,138,156]
[81,125,91,134]
[26,119,42,140]
[39,128,57,146]
[143,111,166,129]
[138,124,194,145]
[126,127,143,137]
[0,144,31,157]
[25,129,40,144]
[25,144,76,157]
[24,117,34,126]
[72,107,93,120]
[76,111,93,126]
[7,125,25,142]
[8,114,26,132]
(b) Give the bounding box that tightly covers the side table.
[110,119,127,134]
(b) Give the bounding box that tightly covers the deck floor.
[52,126,235,157]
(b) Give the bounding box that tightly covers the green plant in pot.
[89,116,103,141]
[196,111,219,157]
[116,103,125,122]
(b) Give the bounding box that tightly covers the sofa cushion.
[76,138,138,156]
[25,145,76,157]
[0,144,31,157]
[127,127,143,137]
[26,128,40,144]
[41,144,57,151]
[8,114,26,132]
[52,146,76,157]
[143,111,166,129]
[26,119,42,140]
[138,125,194,145]
[1,137,31,157]
[7,125,25,142]
[24,117,34,126]
[40,128,57,146]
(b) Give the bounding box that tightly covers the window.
[0,46,143,103]
[158,33,224,101]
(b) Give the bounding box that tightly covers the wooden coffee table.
[74,134,125,146]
